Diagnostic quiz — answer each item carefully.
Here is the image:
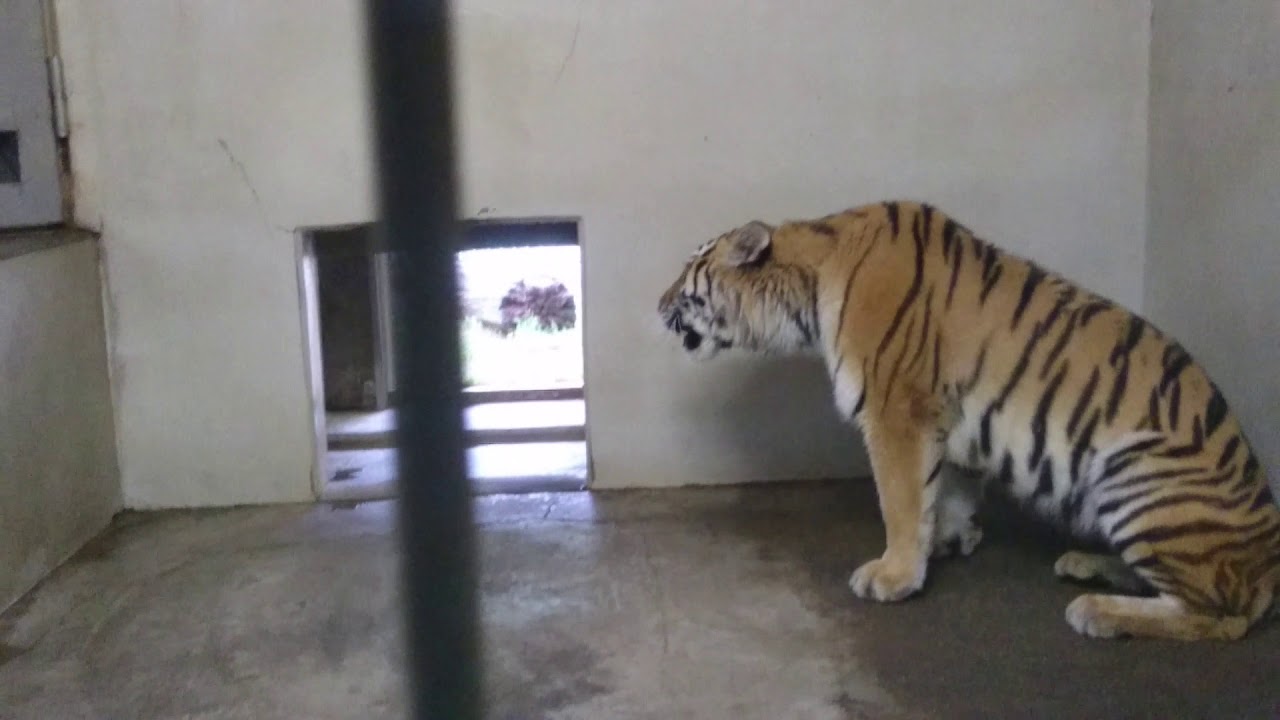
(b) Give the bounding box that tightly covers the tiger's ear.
[725,221,773,267]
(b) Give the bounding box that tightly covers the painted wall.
[55,1,1151,504]
[1146,1,1280,491]
[0,235,120,612]
[54,0,375,506]
[451,1,1152,488]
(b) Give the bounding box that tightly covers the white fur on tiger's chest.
[943,396,1089,524]
[816,293,864,422]
[831,366,865,421]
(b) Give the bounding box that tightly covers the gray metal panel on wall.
[0,0,63,228]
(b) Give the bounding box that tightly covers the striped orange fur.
[658,200,1280,641]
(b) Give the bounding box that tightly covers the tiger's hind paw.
[1054,551,1149,594]
[932,520,983,559]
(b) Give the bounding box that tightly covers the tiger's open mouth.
[664,309,728,356]
[682,328,703,351]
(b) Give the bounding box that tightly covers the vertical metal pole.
[364,2,482,718]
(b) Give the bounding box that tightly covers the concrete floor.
[1,482,1277,719]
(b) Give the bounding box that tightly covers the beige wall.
[54,0,374,507]
[55,1,1152,504]
[0,235,120,612]
[1146,1,1280,490]
[454,0,1152,488]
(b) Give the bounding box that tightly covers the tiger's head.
[657,220,819,361]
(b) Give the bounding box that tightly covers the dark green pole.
[364,2,482,718]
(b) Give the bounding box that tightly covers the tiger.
[656,200,1280,641]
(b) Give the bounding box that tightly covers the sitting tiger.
[657,200,1280,641]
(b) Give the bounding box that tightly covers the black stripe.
[1105,359,1130,423]
[905,290,935,376]
[1098,466,1206,502]
[1110,316,1146,366]
[881,317,917,411]
[1029,363,1070,470]
[1216,435,1241,470]
[1203,386,1228,438]
[1112,515,1275,554]
[884,202,900,237]
[1126,553,1166,570]
[945,235,964,308]
[1224,471,1251,498]
[920,204,934,250]
[807,273,820,344]
[809,221,838,237]
[1062,487,1085,523]
[1163,525,1280,566]
[1249,485,1275,512]
[1159,442,1205,460]
[1159,345,1192,395]
[925,460,943,486]
[1098,436,1166,483]
[1243,453,1259,479]
[791,310,812,343]
[941,219,959,260]
[1175,464,1239,490]
[1168,381,1182,431]
[1069,411,1101,484]
[1111,492,1255,539]
[1100,454,1142,482]
[1170,580,1220,612]
[1108,436,1166,464]
[996,453,1014,486]
[852,390,866,419]
[981,302,1066,456]
[1079,301,1110,326]
[1067,368,1101,437]
[1157,416,1204,458]
[964,343,989,394]
[1012,266,1047,329]
[1039,303,1080,379]
[834,241,878,348]
[979,252,1003,304]
[872,221,927,375]
[929,333,943,392]
[1147,388,1162,431]
[979,412,993,457]
[1034,459,1055,499]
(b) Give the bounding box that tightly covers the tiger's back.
[657,199,1280,640]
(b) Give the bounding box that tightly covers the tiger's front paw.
[848,556,925,602]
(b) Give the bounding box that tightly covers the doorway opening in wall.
[299,219,589,502]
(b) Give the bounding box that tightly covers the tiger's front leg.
[849,407,943,602]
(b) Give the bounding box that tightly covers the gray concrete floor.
[1,481,1277,719]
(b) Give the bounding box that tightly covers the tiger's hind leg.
[932,466,984,559]
[1070,449,1280,641]
[1054,551,1150,594]
[1065,593,1248,641]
